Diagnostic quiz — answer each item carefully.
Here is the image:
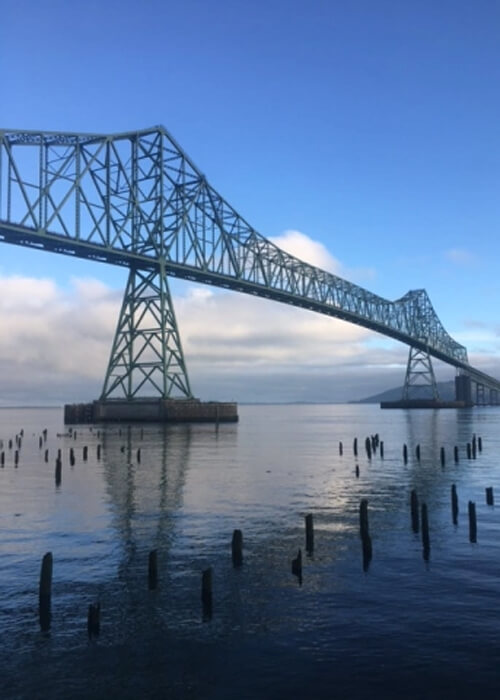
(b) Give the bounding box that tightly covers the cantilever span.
[0,125,498,402]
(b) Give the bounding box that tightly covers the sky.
[0,0,499,404]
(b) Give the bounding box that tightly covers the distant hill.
[355,380,456,404]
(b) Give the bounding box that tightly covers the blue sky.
[0,0,499,403]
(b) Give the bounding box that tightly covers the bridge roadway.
[0,126,499,398]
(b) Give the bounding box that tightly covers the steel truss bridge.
[0,126,498,405]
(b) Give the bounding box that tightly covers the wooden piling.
[291,548,302,580]
[468,501,477,543]
[478,436,483,452]
[486,487,494,506]
[70,448,75,466]
[148,550,158,590]
[14,450,19,466]
[359,499,372,570]
[355,464,360,478]
[83,446,88,461]
[416,444,421,461]
[339,441,343,456]
[359,499,369,540]
[0,451,4,467]
[44,449,49,463]
[421,503,430,558]
[232,529,243,567]
[410,489,419,533]
[440,447,445,467]
[362,533,372,571]
[403,444,408,464]
[305,513,314,553]
[454,446,459,463]
[137,448,141,463]
[39,436,43,449]
[97,444,101,460]
[451,484,459,525]
[380,441,384,458]
[201,567,213,617]
[55,459,62,486]
[365,437,371,460]
[466,442,471,459]
[353,437,358,457]
[87,602,100,638]
[39,552,52,631]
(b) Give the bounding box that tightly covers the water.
[1,404,500,699]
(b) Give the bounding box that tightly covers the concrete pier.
[64,398,238,424]
[380,399,467,409]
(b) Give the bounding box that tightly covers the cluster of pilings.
[2,422,495,634]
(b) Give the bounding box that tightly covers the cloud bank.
[0,232,495,405]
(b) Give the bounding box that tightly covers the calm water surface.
[1,404,500,699]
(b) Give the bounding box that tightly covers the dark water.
[1,404,500,699]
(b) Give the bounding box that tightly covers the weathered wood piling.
[231,529,243,567]
[148,550,158,590]
[486,487,494,506]
[451,484,459,525]
[55,459,62,486]
[365,437,372,460]
[305,513,314,553]
[359,499,372,569]
[201,567,213,617]
[87,603,100,638]
[291,548,302,582]
[421,503,430,559]
[410,489,419,533]
[39,552,52,631]
[468,501,477,543]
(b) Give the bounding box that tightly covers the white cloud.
[0,230,492,404]
[270,230,342,273]
[444,248,477,266]
[270,230,376,283]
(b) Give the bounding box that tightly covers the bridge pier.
[455,374,473,406]
[64,398,238,424]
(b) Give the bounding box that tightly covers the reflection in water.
[2,405,500,699]
[101,423,193,588]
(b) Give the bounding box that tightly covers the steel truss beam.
[0,125,499,398]
[101,265,191,400]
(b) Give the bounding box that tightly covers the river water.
[1,404,500,699]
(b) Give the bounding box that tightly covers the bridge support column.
[101,265,192,400]
[476,382,485,406]
[403,346,440,401]
[455,373,473,405]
